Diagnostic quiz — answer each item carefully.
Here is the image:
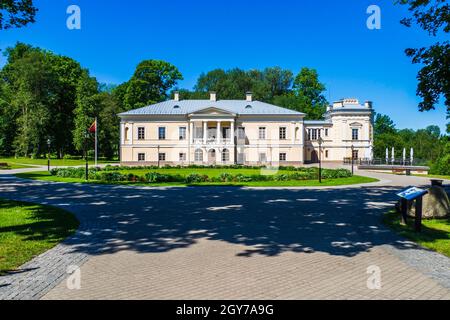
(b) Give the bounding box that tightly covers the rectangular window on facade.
[311,129,318,140]
[179,153,186,161]
[179,127,186,140]
[325,150,329,158]
[325,128,328,136]
[307,129,311,140]
[222,150,230,162]
[137,127,145,140]
[259,153,267,163]
[195,149,203,162]
[158,153,166,161]
[352,150,358,160]
[138,153,145,161]
[279,153,287,161]
[158,127,166,140]
[352,128,359,140]
[279,127,287,140]
[259,127,266,140]
[238,127,246,139]
[195,126,203,139]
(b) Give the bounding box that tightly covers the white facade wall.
[119,98,374,166]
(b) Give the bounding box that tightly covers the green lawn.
[418,174,450,181]
[383,210,450,257]
[0,198,79,275]
[16,170,378,187]
[0,163,31,170]
[0,157,118,168]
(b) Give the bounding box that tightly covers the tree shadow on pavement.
[0,176,441,258]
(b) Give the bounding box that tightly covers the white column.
[217,121,221,144]
[203,121,207,144]
[291,123,296,144]
[190,121,194,144]
[130,123,134,145]
[365,120,370,142]
[230,121,235,145]
[120,123,125,145]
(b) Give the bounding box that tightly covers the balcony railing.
[193,138,234,145]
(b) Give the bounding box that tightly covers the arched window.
[124,127,129,140]
[222,149,230,162]
[195,149,203,162]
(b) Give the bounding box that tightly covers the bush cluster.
[50,166,352,184]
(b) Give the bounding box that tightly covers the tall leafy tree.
[194,67,293,101]
[0,0,37,30]
[398,0,450,132]
[72,72,99,153]
[293,67,327,108]
[273,67,327,120]
[374,113,396,136]
[0,77,14,155]
[124,60,183,109]
[1,43,84,157]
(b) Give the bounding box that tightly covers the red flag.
[89,120,96,133]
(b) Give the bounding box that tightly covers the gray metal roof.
[119,99,305,116]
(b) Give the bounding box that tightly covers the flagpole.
[95,117,98,167]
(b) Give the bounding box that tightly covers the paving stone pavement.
[0,171,449,300]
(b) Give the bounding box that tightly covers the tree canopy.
[398,0,450,132]
[123,60,183,109]
[0,0,37,30]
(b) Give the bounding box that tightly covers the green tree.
[0,77,15,155]
[97,91,125,159]
[194,67,293,101]
[398,0,450,132]
[0,0,37,30]
[374,113,396,136]
[72,72,99,153]
[273,67,327,120]
[293,67,327,108]
[1,43,84,157]
[124,60,183,109]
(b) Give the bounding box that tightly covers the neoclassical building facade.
[119,92,374,166]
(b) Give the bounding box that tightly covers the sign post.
[396,187,428,232]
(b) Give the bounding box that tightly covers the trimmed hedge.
[50,166,352,184]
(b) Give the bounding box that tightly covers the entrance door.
[208,149,216,165]
[311,150,319,163]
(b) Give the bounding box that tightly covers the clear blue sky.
[0,0,448,132]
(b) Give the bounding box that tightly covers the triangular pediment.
[190,107,235,116]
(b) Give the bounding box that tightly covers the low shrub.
[144,172,183,183]
[185,173,209,184]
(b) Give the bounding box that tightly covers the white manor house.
[119,92,374,166]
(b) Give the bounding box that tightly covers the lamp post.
[84,131,89,181]
[350,144,355,176]
[47,138,51,171]
[318,137,324,183]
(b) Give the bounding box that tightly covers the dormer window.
[173,105,180,109]
[245,105,252,109]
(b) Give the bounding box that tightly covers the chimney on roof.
[364,101,373,109]
[174,91,180,102]
[210,91,217,102]
[246,92,253,102]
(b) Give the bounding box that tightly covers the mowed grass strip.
[0,157,118,167]
[16,170,378,187]
[0,198,79,275]
[383,210,450,257]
